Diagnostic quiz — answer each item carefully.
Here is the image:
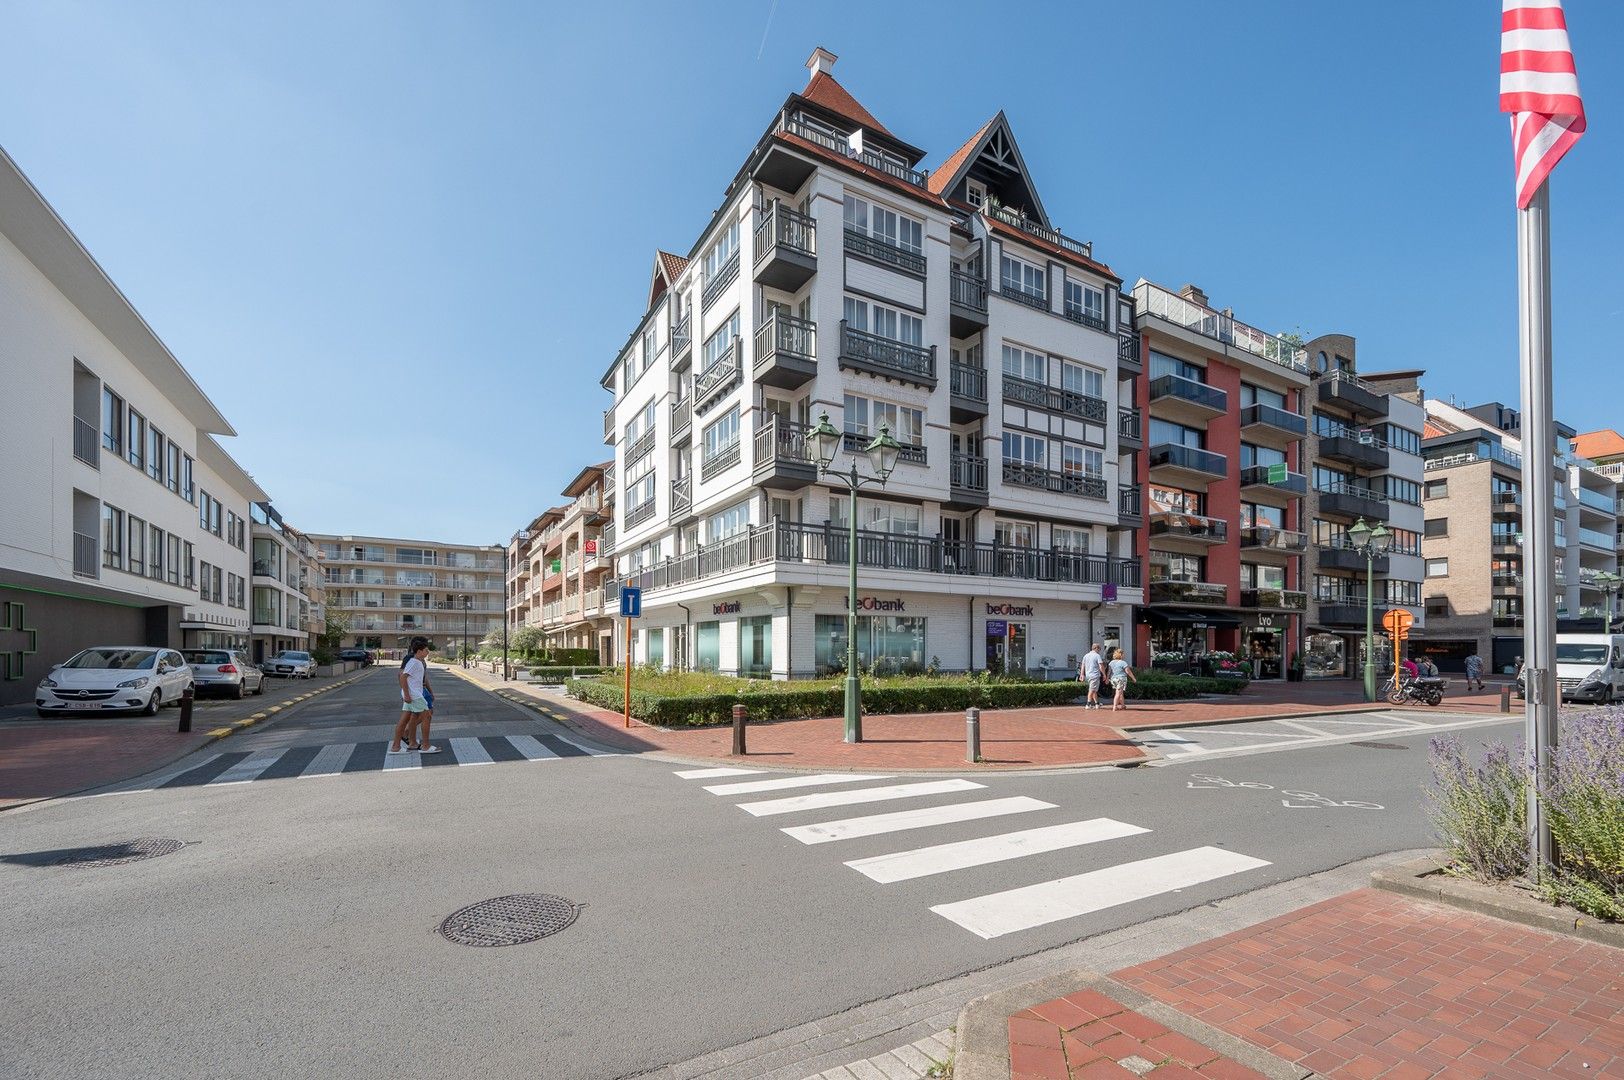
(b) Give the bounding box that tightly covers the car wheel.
[232,681,246,700]
[36,708,53,719]
[144,689,162,716]
[253,677,265,695]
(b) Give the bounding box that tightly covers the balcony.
[753,311,817,389]
[1118,407,1143,448]
[671,313,692,364]
[1491,529,1521,551]
[73,531,97,578]
[599,523,615,556]
[1316,544,1389,574]
[701,252,739,311]
[1241,526,1308,554]
[752,416,818,490]
[948,452,989,508]
[843,430,925,467]
[1578,487,1617,515]
[625,500,656,529]
[1240,403,1308,445]
[838,322,936,388]
[1579,527,1616,552]
[950,270,989,337]
[1240,465,1307,499]
[753,203,816,291]
[762,113,930,193]
[602,407,615,446]
[1316,370,1388,420]
[1492,490,1521,516]
[670,397,692,442]
[1002,461,1109,502]
[1002,374,1108,422]
[1118,484,1143,527]
[694,341,742,413]
[1315,603,1369,627]
[843,227,926,277]
[1492,573,1520,592]
[252,561,280,581]
[1149,580,1229,606]
[1133,281,1309,374]
[1241,588,1308,612]
[1316,483,1390,521]
[1149,374,1228,423]
[985,202,1095,261]
[999,284,1049,313]
[949,362,988,422]
[1149,512,1228,545]
[624,427,656,465]
[73,417,99,467]
[1148,442,1228,483]
[670,474,692,517]
[700,441,742,482]
[1318,431,1389,471]
[1062,304,1109,334]
[1118,333,1141,373]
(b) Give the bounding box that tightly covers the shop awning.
[1138,607,1243,629]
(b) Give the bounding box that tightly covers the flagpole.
[1517,179,1556,876]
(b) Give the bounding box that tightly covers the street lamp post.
[1596,570,1622,629]
[1347,518,1392,702]
[459,593,471,669]
[808,412,901,744]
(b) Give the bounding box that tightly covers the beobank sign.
[985,603,1035,617]
[853,596,906,612]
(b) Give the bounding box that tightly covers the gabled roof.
[561,460,613,498]
[801,71,893,138]
[647,250,688,309]
[926,111,1050,228]
[1573,429,1624,463]
[1423,420,1453,439]
[928,117,998,197]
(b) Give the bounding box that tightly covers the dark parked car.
[337,649,373,666]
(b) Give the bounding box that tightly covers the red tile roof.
[1573,429,1624,462]
[927,117,997,197]
[657,250,689,282]
[801,72,893,138]
[1423,420,1452,439]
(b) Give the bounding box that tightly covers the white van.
[1554,633,1624,704]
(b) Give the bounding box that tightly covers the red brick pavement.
[1008,988,1269,1078]
[1112,889,1624,1079]
[0,719,218,810]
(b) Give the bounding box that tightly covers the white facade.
[598,53,1141,677]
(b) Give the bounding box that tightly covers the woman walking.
[1108,648,1137,711]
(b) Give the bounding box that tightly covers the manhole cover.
[52,838,186,868]
[438,893,580,947]
[1351,741,1409,750]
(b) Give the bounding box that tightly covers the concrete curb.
[1370,850,1624,949]
[953,971,1313,1080]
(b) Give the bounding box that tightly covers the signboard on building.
[1102,583,1118,602]
[713,600,741,615]
[985,603,1034,617]
[986,619,1008,637]
[853,597,906,612]
[583,539,597,556]
[1267,462,1289,485]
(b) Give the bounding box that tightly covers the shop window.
[815,614,926,675]
[738,616,772,676]
[694,622,720,671]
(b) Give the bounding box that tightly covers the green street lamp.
[1595,570,1622,628]
[1347,517,1392,701]
[809,411,901,743]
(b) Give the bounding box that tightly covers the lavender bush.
[1427,734,1529,881]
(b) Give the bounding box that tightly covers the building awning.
[1138,607,1243,629]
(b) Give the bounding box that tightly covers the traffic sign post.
[1382,609,1414,688]
[620,587,642,728]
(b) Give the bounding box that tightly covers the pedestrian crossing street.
[672,765,1272,940]
[97,731,612,796]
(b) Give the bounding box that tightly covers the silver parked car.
[35,646,194,718]
[264,650,314,678]
[183,649,265,699]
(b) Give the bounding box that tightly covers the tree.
[512,625,544,658]
[313,607,351,665]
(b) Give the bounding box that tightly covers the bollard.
[966,706,981,763]
[731,703,747,756]
[177,685,194,733]
[1500,685,1512,713]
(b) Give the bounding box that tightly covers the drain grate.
[438,893,580,947]
[1351,741,1410,750]
[52,838,186,868]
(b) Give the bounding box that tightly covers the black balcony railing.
[1149,513,1228,543]
[753,203,816,261]
[780,115,929,188]
[753,311,817,370]
[1119,484,1143,520]
[1149,580,1228,605]
[1241,588,1308,612]
[753,416,817,469]
[1002,374,1108,422]
[841,430,925,466]
[1002,460,1109,501]
[625,500,656,528]
[1241,526,1309,552]
[950,270,988,313]
[625,428,657,465]
[1149,442,1228,478]
[1240,465,1307,496]
[985,202,1093,260]
[1062,306,1109,332]
[700,441,741,481]
[1000,285,1049,312]
[670,475,692,516]
[73,417,99,467]
[603,520,1141,601]
[73,531,98,578]
[1118,407,1143,443]
[695,342,742,407]
[838,322,936,385]
[701,252,739,310]
[843,227,926,276]
[950,362,988,404]
[1240,402,1308,438]
[1118,334,1141,368]
[1150,374,1229,413]
[951,452,988,493]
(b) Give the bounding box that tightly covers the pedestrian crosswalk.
[675,766,1271,940]
[97,732,608,796]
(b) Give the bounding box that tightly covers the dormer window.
[967,181,986,208]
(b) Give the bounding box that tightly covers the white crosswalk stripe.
[845,818,1150,884]
[210,750,288,785]
[737,779,984,817]
[782,796,1056,846]
[298,743,354,778]
[507,734,561,761]
[704,773,890,796]
[448,737,493,765]
[930,846,1271,939]
[673,766,761,779]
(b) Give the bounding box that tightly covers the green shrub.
[523,665,610,681]
[545,648,599,666]
[1126,672,1249,699]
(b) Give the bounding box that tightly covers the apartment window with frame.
[1389,527,1422,556]
[1380,425,1423,455]
[705,500,750,542]
[200,561,214,600]
[1001,432,1045,468]
[1001,343,1045,382]
[1381,476,1422,505]
[126,407,145,470]
[624,459,656,513]
[642,326,657,371]
[147,427,164,482]
[842,194,922,255]
[1149,351,1205,382]
[1052,525,1092,553]
[625,399,656,444]
[102,505,124,570]
[702,220,739,281]
[702,406,740,463]
[1242,502,1285,529]
[999,253,1045,300]
[102,388,123,455]
[843,296,922,345]
[1060,443,1104,478]
[128,516,145,576]
[1149,551,1206,583]
[843,393,923,449]
[1060,359,1105,401]
[1425,479,1448,499]
[1242,563,1287,590]
[184,543,195,589]
[1424,518,1448,538]
[1426,596,1449,617]
[1242,383,1288,410]
[1063,280,1104,324]
[168,536,182,585]
[182,455,195,503]
[702,310,741,370]
[1426,558,1449,578]
[199,492,212,531]
[149,525,165,581]
[1240,442,1287,468]
[166,442,181,493]
[1149,418,1205,449]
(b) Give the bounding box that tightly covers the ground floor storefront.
[1135,608,1301,682]
[612,586,1138,679]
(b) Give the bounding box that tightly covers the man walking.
[391,639,439,754]
[1080,642,1104,710]
[1464,650,1485,692]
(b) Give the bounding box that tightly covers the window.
[702,220,739,282]
[843,195,922,254]
[101,505,124,570]
[645,627,664,669]
[182,454,195,502]
[1150,486,1202,516]
[843,296,922,344]
[625,399,656,444]
[1240,442,1287,468]
[999,253,1045,299]
[1426,558,1449,578]
[738,615,772,676]
[1241,563,1287,589]
[1149,351,1205,382]
[1060,444,1104,478]
[1242,502,1284,528]
[1001,343,1045,382]
[1052,525,1091,552]
[702,310,740,370]
[1388,527,1422,556]
[995,520,1036,547]
[149,525,165,581]
[183,543,195,588]
[166,442,181,494]
[1063,280,1105,325]
[200,561,213,600]
[1242,383,1287,410]
[1149,418,1205,448]
[642,326,657,371]
[1424,518,1448,538]
[128,516,145,576]
[1149,551,1206,582]
[146,427,164,482]
[815,614,926,674]
[1001,432,1045,467]
[101,388,124,455]
[126,407,145,470]
[1379,476,1422,505]
[706,501,750,542]
[843,393,923,448]
[1426,596,1450,617]
[1378,425,1423,455]
[1425,479,1448,499]
[702,406,740,462]
[199,492,213,532]
[168,535,182,585]
[966,181,986,208]
[694,622,721,672]
[624,458,656,514]
[1060,359,1105,401]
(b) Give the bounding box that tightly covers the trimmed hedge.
[565,671,1248,727]
[523,665,609,681]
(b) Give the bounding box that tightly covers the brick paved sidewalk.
[1111,889,1624,1079]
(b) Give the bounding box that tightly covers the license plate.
[66,702,100,710]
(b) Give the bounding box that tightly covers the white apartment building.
[0,145,264,706]
[597,49,1142,677]
[310,533,503,653]
[248,502,325,662]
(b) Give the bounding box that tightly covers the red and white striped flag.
[1501,0,1586,208]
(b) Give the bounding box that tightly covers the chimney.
[807,46,838,80]
[1178,284,1209,308]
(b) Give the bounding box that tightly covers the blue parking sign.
[619,586,642,618]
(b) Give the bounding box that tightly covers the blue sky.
[3,1,1619,543]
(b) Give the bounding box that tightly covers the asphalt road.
[0,671,1523,1080]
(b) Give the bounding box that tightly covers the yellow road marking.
[207,727,232,737]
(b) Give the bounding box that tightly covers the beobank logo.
[854,597,905,612]
[985,603,1035,617]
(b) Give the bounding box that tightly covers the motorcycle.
[1384,674,1448,707]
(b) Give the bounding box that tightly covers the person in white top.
[1080,643,1104,710]
[391,640,439,754]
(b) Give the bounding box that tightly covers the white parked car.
[264,650,314,678]
[183,649,265,699]
[35,646,194,718]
